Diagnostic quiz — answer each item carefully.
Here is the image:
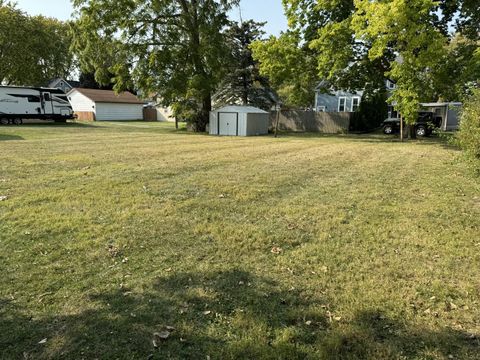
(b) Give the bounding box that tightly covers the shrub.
[349,90,388,132]
[456,88,480,172]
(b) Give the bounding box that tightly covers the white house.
[67,88,145,121]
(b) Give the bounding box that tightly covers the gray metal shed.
[209,105,269,136]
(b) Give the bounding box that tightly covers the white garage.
[209,105,269,136]
[67,88,144,121]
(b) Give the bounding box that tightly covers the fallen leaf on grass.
[152,326,175,347]
[0,196,8,201]
[203,310,212,315]
[38,338,47,344]
[446,302,458,311]
[271,247,282,254]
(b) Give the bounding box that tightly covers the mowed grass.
[0,122,479,359]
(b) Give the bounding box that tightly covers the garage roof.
[70,88,145,105]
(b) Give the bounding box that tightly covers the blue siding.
[315,89,363,113]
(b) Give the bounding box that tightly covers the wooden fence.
[269,110,351,133]
[75,111,95,121]
[143,107,157,121]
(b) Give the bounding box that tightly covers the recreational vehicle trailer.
[0,86,75,125]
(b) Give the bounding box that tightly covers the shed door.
[218,112,238,136]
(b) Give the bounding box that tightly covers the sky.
[13,0,288,36]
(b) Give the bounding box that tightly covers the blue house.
[314,79,397,113]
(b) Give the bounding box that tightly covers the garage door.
[95,103,144,121]
[218,112,238,136]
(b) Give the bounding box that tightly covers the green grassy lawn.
[1,122,479,359]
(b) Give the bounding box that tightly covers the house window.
[317,106,326,112]
[338,97,347,112]
[351,97,360,112]
[387,80,395,90]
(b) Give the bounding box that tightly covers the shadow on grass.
[274,130,460,149]
[1,270,478,359]
[0,134,24,141]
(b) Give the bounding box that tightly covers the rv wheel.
[13,118,23,125]
[0,118,9,125]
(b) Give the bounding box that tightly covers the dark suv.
[382,112,442,137]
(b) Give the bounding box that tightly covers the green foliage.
[214,20,276,110]
[250,32,317,107]
[78,72,114,90]
[71,0,239,131]
[282,0,480,126]
[0,1,74,86]
[456,88,480,172]
[350,91,388,132]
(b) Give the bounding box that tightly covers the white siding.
[156,106,174,122]
[95,103,143,121]
[0,87,42,115]
[209,106,269,136]
[68,91,95,113]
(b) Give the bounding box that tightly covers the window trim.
[351,96,361,112]
[338,97,347,112]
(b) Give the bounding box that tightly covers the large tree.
[71,0,239,131]
[279,0,480,127]
[214,20,276,110]
[0,1,74,86]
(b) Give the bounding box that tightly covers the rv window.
[43,93,51,101]
[28,96,40,103]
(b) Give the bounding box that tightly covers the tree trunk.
[175,116,179,129]
[192,92,211,132]
[400,115,404,142]
[408,124,417,139]
[274,106,281,138]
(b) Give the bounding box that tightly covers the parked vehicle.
[382,112,442,137]
[0,86,75,125]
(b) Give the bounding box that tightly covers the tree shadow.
[275,130,460,149]
[1,270,478,359]
[0,134,24,141]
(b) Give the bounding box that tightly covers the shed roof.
[69,88,144,105]
[212,105,269,114]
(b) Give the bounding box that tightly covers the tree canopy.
[251,31,318,108]
[213,20,277,110]
[0,1,74,86]
[71,0,240,131]
[260,0,480,124]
